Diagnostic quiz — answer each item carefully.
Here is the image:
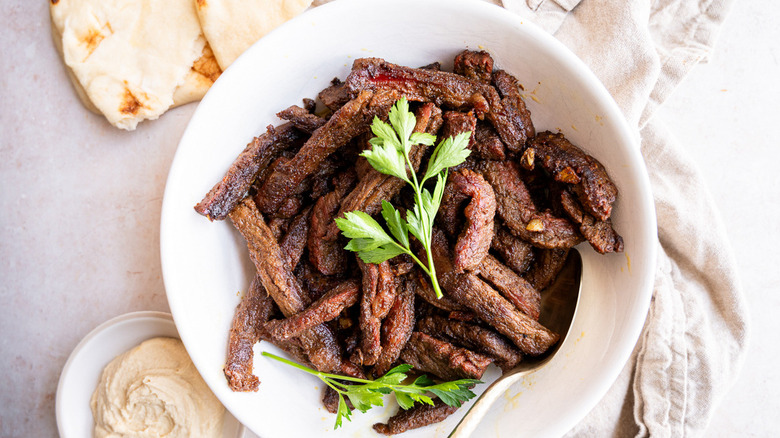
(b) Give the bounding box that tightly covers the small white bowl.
[55,311,246,438]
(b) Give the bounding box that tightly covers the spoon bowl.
[450,249,583,437]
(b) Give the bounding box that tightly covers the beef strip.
[558,188,624,253]
[440,110,477,147]
[419,61,442,71]
[527,131,618,221]
[449,274,559,356]
[453,49,494,84]
[266,279,360,340]
[445,169,496,272]
[411,271,465,312]
[277,104,327,133]
[447,311,479,322]
[491,225,535,275]
[302,97,316,113]
[478,160,582,249]
[294,260,344,302]
[273,195,304,219]
[318,77,351,111]
[326,102,442,240]
[390,259,415,276]
[373,278,416,377]
[373,398,459,435]
[437,175,467,237]
[526,248,570,291]
[307,170,357,276]
[267,216,290,241]
[279,205,312,271]
[487,70,535,153]
[308,190,348,276]
[351,260,395,366]
[429,229,558,355]
[475,254,541,320]
[345,57,538,153]
[399,332,493,381]
[257,331,311,369]
[224,276,275,392]
[345,57,493,114]
[417,315,523,373]
[195,123,304,220]
[256,89,397,214]
[228,198,345,372]
[473,123,506,161]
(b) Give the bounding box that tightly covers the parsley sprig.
[262,352,481,429]
[335,98,471,298]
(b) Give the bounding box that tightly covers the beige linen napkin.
[499,0,750,436]
[310,0,749,435]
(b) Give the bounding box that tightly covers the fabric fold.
[509,0,748,436]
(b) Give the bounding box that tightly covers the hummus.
[90,337,224,438]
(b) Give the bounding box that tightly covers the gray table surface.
[1,0,777,436]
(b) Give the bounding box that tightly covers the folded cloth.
[312,0,748,435]
[499,0,749,436]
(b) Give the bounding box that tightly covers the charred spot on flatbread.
[192,43,221,84]
[119,86,148,116]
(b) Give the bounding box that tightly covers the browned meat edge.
[373,398,459,435]
[559,188,624,254]
[490,225,535,275]
[478,160,582,249]
[345,57,531,151]
[265,279,360,341]
[255,89,397,214]
[351,260,395,366]
[278,205,312,271]
[277,104,327,133]
[475,254,541,320]
[399,332,493,381]
[447,169,496,272]
[453,49,494,84]
[526,248,570,292]
[417,315,523,373]
[372,278,416,377]
[228,198,345,372]
[224,276,275,392]
[195,123,304,221]
[527,131,618,221]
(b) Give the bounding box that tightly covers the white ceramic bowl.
[55,311,245,438]
[160,0,657,437]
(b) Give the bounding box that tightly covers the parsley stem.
[403,148,443,299]
[393,242,432,278]
[261,352,374,385]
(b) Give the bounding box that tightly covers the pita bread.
[50,0,221,130]
[195,0,313,70]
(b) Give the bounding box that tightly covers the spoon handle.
[449,369,528,438]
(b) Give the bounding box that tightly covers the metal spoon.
[449,249,583,437]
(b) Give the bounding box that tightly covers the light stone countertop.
[0,1,777,437]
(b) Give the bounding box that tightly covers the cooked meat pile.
[196,50,623,434]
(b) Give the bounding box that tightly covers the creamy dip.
[90,337,224,438]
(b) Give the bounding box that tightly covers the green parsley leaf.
[355,244,407,264]
[409,131,436,147]
[423,131,472,183]
[360,140,409,182]
[338,97,472,299]
[381,200,410,248]
[335,211,393,244]
[261,352,483,430]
